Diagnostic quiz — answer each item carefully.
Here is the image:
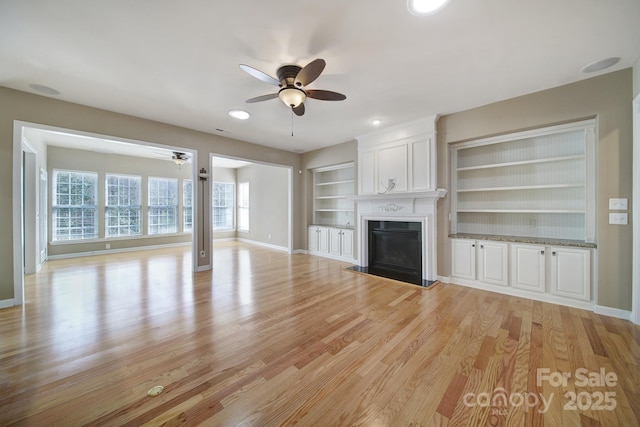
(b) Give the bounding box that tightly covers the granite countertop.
[449,233,597,248]
[310,224,355,230]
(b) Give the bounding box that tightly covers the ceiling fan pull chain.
[291,109,294,137]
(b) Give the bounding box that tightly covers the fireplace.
[368,221,422,285]
[349,190,446,287]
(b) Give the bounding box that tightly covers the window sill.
[51,232,192,245]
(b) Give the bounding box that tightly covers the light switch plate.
[609,198,628,210]
[609,213,628,225]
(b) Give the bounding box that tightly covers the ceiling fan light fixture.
[279,87,307,108]
[408,0,451,15]
[172,151,188,167]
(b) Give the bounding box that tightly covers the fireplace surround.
[350,190,446,287]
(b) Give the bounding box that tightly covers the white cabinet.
[309,226,353,261]
[511,244,546,293]
[451,238,476,280]
[451,238,592,306]
[550,247,590,301]
[451,239,508,286]
[308,226,329,254]
[357,116,437,195]
[477,241,509,287]
[329,228,354,258]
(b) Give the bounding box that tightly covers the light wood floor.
[1,242,639,426]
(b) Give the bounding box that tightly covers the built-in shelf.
[457,183,585,193]
[450,120,596,241]
[457,209,585,213]
[316,179,355,186]
[313,163,355,227]
[456,155,585,171]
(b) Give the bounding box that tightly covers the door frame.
[12,120,199,307]
[632,94,640,325]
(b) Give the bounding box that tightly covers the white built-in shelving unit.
[450,120,596,242]
[313,162,355,227]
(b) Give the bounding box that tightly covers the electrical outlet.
[199,250,206,257]
[268,234,271,240]
[609,213,628,225]
[105,243,110,249]
[608,198,628,210]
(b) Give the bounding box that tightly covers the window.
[105,174,141,237]
[148,177,178,234]
[213,182,234,230]
[238,182,249,231]
[52,170,98,241]
[183,179,193,232]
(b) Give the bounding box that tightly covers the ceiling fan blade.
[306,89,347,101]
[295,58,326,87]
[239,64,280,86]
[293,103,305,116]
[246,93,279,103]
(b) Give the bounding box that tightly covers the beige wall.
[237,163,290,248]
[0,86,301,301]
[634,57,640,99]
[437,69,634,310]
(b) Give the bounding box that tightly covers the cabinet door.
[478,241,508,286]
[451,239,476,280]
[329,228,342,256]
[511,244,546,293]
[308,227,319,252]
[341,229,354,258]
[550,247,590,301]
[318,227,330,253]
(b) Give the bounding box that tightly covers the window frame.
[52,169,98,241]
[183,179,193,232]
[237,181,249,232]
[148,176,179,235]
[105,173,142,237]
[212,182,235,230]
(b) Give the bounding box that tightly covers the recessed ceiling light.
[28,83,60,95]
[372,119,382,126]
[580,57,620,74]
[229,110,250,120]
[407,0,452,16]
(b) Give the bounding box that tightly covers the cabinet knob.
[552,251,557,256]
[541,250,545,255]
[472,244,475,248]
[480,245,484,249]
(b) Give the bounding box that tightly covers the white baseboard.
[47,242,191,260]
[293,249,308,255]
[446,276,595,312]
[236,238,288,252]
[195,264,211,272]
[437,275,450,283]
[594,305,631,321]
[0,299,15,309]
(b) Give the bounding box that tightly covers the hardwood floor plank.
[1,242,639,426]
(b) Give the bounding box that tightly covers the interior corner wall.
[0,86,301,302]
[437,68,634,311]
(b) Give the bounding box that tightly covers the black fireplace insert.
[366,220,422,285]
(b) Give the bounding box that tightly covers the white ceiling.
[2,1,639,154]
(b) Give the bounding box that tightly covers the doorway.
[12,121,199,307]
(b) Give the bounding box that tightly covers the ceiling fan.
[172,151,188,166]
[239,58,346,116]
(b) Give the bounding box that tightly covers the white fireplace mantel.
[350,189,447,282]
